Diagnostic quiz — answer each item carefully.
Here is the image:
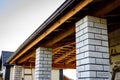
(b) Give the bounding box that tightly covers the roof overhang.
[7,0,92,64]
[7,0,120,69]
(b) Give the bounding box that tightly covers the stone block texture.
[75,16,110,80]
[13,65,22,80]
[35,47,52,80]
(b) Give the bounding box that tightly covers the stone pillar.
[13,65,22,80]
[35,47,52,80]
[75,16,110,80]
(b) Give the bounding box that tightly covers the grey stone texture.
[76,16,110,80]
[13,65,22,80]
[35,47,52,80]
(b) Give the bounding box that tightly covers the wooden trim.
[9,0,93,64]
[52,63,76,69]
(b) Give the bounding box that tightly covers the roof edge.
[7,0,81,63]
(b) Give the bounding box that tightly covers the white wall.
[10,67,13,80]
[52,69,59,80]
[10,66,60,80]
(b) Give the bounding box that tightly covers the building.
[0,51,13,80]
[7,0,120,80]
[0,51,63,80]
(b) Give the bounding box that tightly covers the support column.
[75,16,110,80]
[59,69,63,80]
[13,65,22,80]
[35,47,52,80]
[5,66,11,80]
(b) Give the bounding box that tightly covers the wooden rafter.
[52,48,62,56]
[65,56,76,64]
[9,0,93,64]
[17,50,35,64]
[52,42,75,56]
[44,25,75,47]
[93,0,120,16]
[23,62,35,67]
[53,42,75,51]
[53,48,75,63]
[52,63,75,69]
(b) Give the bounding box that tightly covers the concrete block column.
[13,65,22,80]
[35,47,52,80]
[75,16,110,80]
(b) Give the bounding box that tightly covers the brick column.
[75,16,110,80]
[35,47,52,80]
[13,65,22,80]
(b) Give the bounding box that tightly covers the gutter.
[7,0,82,63]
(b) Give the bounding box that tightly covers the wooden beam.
[93,0,120,16]
[52,47,62,56]
[22,62,35,67]
[44,25,75,47]
[9,0,93,64]
[52,63,76,69]
[65,56,76,64]
[52,42,75,56]
[54,48,75,63]
[53,41,75,51]
[17,50,35,64]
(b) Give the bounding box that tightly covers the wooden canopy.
[7,0,120,69]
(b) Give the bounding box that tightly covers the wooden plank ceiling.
[10,0,120,69]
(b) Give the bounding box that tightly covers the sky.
[0,0,65,52]
[0,0,76,79]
